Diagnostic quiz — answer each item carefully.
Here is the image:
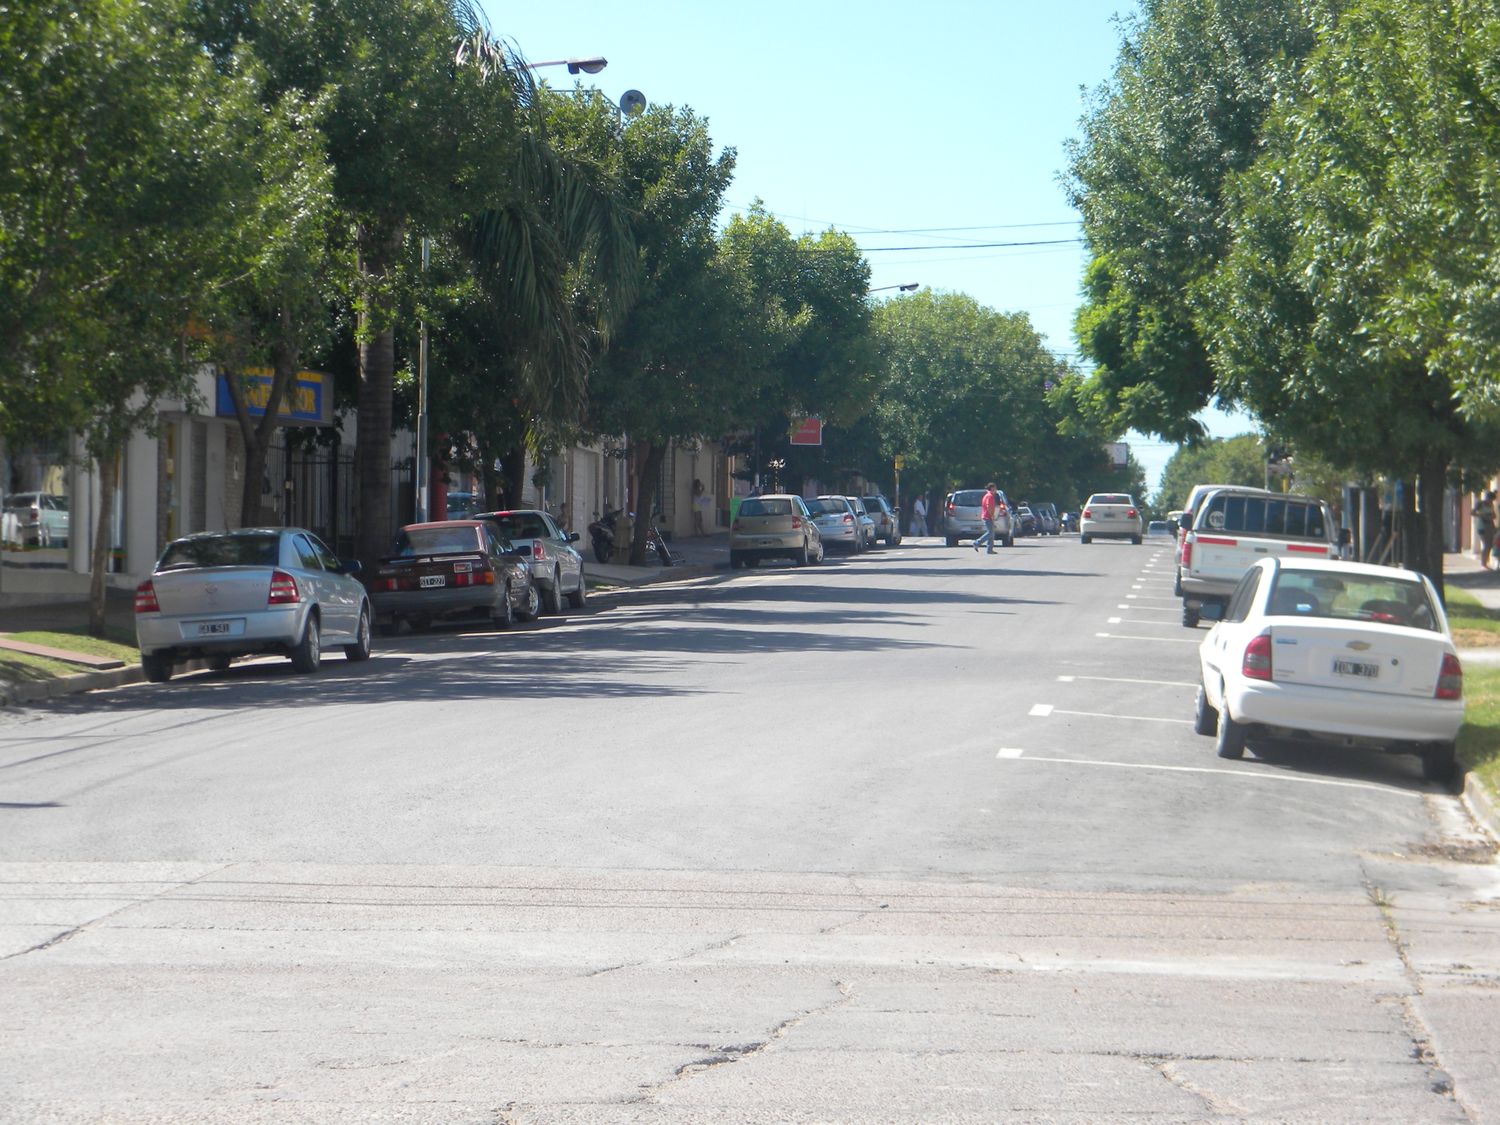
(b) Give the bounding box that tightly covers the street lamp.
[528,56,608,75]
[869,282,920,294]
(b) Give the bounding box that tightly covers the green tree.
[1205,0,1500,593]
[1152,434,1267,511]
[1065,0,1327,442]
[585,104,740,563]
[0,0,321,631]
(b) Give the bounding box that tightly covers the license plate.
[1333,659,1379,678]
[419,574,446,588]
[195,621,232,636]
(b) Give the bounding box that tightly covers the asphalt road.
[2,535,1498,1122]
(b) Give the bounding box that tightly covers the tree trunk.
[354,223,401,567]
[631,440,666,566]
[233,317,300,529]
[1416,454,1448,604]
[87,452,118,639]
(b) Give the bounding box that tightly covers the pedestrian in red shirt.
[975,483,1001,555]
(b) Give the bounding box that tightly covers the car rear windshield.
[807,499,847,515]
[484,514,549,540]
[1199,494,1327,539]
[862,497,887,511]
[739,498,793,517]
[950,490,986,507]
[158,533,279,570]
[396,526,483,555]
[1088,494,1132,505]
[1268,572,1439,631]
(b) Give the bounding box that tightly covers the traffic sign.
[789,417,823,446]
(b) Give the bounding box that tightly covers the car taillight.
[1181,541,1192,568]
[531,541,544,560]
[791,517,802,530]
[134,580,159,614]
[1243,632,1273,681]
[1127,508,1138,518]
[997,502,1008,513]
[946,502,955,513]
[731,519,741,532]
[842,514,853,524]
[1436,653,1463,700]
[1082,508,1092,519]
[267,570,301,605]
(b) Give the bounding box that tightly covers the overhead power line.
[862,238,1085,252]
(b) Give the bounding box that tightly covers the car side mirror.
[567,531,581,544]
[1178,515,1193,531]
[338,559,363,577]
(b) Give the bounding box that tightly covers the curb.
[2,664,146,707]
[1463,770,1500,844]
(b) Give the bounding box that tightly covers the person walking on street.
[974,483,1001,554]
[909,493,928,537]
[1479,490,1498,570]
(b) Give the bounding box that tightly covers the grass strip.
[0,630,139,685]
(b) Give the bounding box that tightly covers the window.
[292,535,325,571]
[739,498,792,517]
[397,527,482,556]
[309,535,343,571]
[158,532,280,570]
[1224,568,1262,623]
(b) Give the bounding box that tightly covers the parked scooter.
[588,510,674,566]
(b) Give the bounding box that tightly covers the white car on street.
[1079,492,1143,544]
[1195,558,1464,782]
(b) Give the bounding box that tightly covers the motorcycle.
[588,510,674,566]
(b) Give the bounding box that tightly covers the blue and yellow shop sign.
[215,368,333,426]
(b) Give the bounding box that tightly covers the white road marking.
[1028,704,1054,717]
[1050,707,1194,725]
[1097,631,1200,644]
[1056,674,1197,688]
[1107,616,1122,624]
[997,753,1422,797]
[996,748,1025,759]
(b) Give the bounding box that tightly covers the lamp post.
[869,282,920,294]
[528,56,608,75]
[415,236,431,522]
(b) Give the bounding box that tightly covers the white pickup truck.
[1179,486,1340,627]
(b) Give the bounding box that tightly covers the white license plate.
[419,574,446,588]
[1333,659,1379,678]
[195,621,232,636]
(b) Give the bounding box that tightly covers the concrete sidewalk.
[586,531,729,588]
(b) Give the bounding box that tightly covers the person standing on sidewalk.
[974,483,1001,554]
[909,492,928,537]
[1479,491,1498,570]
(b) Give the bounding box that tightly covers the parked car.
[1195,557,1463,782]
[861,495,902,546]
[1171,485,1276,598]
[369,520,539,634]
[943,488,1014,548]
[809,496,864,553]
[846,496,879,550]
[134,527,372,683]
[1147,519,1177,538]
[1080,493,1143,545]
[444,491,480,519]
[1015,506,1039,536]
[477,508,586,613]
[1179,486,1338,627]
[1032,502,1060,535]
[730,494,824,567]
[2,491,69,548]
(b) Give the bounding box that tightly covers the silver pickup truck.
[1179,486,1339,627]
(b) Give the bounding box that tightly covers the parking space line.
[995,751,1423,797]
[1096,631,1200,644]
[996,748,1025,759]
[1035,704,1192,724]
[1028,704,1054,717]
[1057,674,1196,688]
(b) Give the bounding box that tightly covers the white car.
[477,508,587,613]
[1195,558,1464,782]
[808,496,864,553]
[1080,493,1143,544]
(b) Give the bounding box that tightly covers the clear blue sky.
[485,0,1250,492]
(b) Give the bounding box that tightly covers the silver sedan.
[478,509,587,614]
[134,528,371,683]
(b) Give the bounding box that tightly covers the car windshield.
[485,514,550,540]
[862,498,886,512]
[807,499,847,515]
[1267,572,1439,631]
[158,533,279,570]
[740,498,793,517]
[396,526,483,556]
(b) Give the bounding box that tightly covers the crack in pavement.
[1153,1057,1250,1117]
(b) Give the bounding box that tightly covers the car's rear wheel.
[1182,604,1201,628]
[517,583,541,622]
[1215,707,1246,759]
[795,541,810,566]
[1173,569,1184,597]
[567,571,587,609]
[543,570,564,615]
[1003,533,1014,548]
[290,614,321,673]
[1420,741,1458,785]
[1193,685,1218,736]
[345,606,372,661]
[1132,535,1143,545]
[1081,535,1092,544]
[946,536,958,548]
[141,653,174,683]
[207,655,233,673]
